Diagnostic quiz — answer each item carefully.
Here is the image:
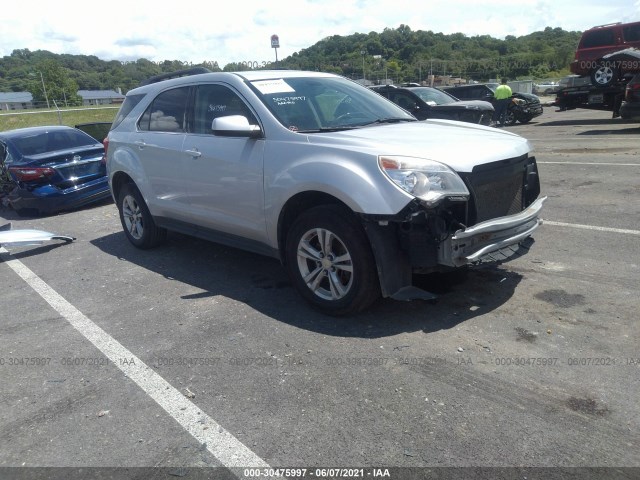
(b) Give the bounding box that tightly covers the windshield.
[250,76,416,132]
[412,87,457,105]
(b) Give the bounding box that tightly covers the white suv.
[106,69,545,315]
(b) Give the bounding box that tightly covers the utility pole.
[39,71,50,109]
[361,50,366,82]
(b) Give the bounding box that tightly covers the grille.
[462,155,529,225]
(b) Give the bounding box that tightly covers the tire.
[590,63,617,88]
[518,115,534,124]
[503,107,517,126]
[285,205,380,316]
[117,182,166,249]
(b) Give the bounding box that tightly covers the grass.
[0,106,119,132]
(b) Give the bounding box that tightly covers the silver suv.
[106,69,545,315]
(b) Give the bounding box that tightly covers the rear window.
[11,129,99,156]
[581,29,616,48]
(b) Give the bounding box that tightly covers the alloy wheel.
[296,227,353,301]
[122,194,144,240]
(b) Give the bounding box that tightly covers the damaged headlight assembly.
[379,155,469,207]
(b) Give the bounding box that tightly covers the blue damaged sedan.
[0,125,110,216]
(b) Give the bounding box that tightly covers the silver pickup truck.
[106,69,545,315]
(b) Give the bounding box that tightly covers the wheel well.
[110,171,135,200]
[277,191,355,263]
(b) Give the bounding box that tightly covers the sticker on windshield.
[252,79,295,94]
[272,95,306,106]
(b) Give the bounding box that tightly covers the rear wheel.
[117,183,166,249]
[285,205,380,316]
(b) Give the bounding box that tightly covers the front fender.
[264,149,414,247]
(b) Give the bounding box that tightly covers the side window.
[138,87,189,132]
[452,88,468,99]
[582,29,616,48]
[193,84,256,135]
[623,24,640,42]
[390,92,416,111]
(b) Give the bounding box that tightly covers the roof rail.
[590,22,622,29]
[139,67,212,86]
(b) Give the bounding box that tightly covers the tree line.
[0,25,581,106]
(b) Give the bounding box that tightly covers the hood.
[305,120,531,173]
[514,92,540,103]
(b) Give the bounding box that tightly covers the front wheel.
[117,182,166,249]
[503,107,517,126]
[285,205,380,316]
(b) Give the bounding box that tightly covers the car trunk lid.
[9,146,106,189]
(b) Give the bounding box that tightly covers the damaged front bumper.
[439,196,546,267]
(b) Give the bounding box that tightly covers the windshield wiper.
[300,118,415,133]
[364,117,416,125]
[314,126,362,132]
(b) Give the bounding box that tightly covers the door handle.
[134,140,146,149]
[185,149,202,158]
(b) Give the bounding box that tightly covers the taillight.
[102,137,109,165]
[8,166,55,182]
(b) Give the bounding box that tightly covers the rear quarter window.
[623,24,640,42]
[111,94,147,130]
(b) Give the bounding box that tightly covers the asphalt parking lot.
[1,106,639,479]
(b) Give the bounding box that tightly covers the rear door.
[133,86,190,221]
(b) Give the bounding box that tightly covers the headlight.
[379,155,469,207]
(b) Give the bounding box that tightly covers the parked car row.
[533,82,560,95]
[369,84,494,125]
[440,83,544,125]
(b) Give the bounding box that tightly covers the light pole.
[360,50,366,82]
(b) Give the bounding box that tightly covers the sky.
[2,0,639,68]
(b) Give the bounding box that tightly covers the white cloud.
[0,0,636,67]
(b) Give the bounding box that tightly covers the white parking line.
[538,162,639,166]
[545,221,640,236]
[0,247,270,470]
